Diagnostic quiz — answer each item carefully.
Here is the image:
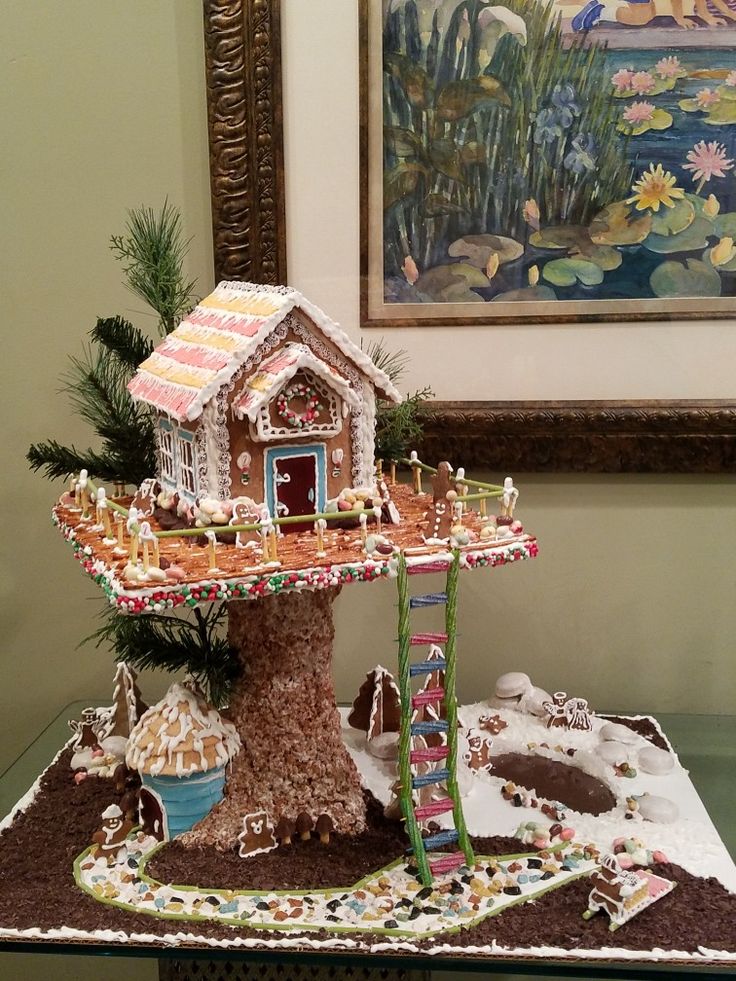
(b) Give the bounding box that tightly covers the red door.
[274,454,318,532]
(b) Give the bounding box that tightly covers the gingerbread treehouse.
[51,280,538,881]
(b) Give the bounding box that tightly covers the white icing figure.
[91,804,134,862]
[500,476,519,518]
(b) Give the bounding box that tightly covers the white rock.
[518,685,552,717]
[495,671,532,699]
[637,794,679,824]
[366,731,399,761]
[598,740,631,764]
[638,745,674,775]
[486,694,522,712]
[599,722,639,745]
[99,735,129,760]
[70,748,94,771]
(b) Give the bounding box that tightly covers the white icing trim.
[128,282,401,423]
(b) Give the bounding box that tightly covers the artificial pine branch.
[26,440,139,485]
[110,200,197,336]
[90,316,154,368]
[88,605,239,708]
[363,338,433,462]
[28,203,197,486]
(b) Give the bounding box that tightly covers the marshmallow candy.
[638,745,675,776]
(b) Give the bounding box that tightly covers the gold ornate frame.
[202,0,735,472]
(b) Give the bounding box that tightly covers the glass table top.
[0,701,733,978]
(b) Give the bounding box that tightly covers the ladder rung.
[412,767,450,788]
[411,720,449,736]
[410,658,447,676]
[415,797,455,820]
[410,745,449,764]
[422,828,459,849]
[429,851,466,875]
[407,561,452,575]
[409,592,448,608]
[410,632,447,645]
[412,686,445,708]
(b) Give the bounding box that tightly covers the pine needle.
[363,338,433,461]
[87,605,239,708]
[110,200,197,335]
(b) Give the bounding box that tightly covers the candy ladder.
[396,550,474,886]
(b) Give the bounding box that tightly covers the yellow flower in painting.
[710,237,736,267]
[486,252,500,280]
[703,194,721,219]
[626,163,685,212]
[528,264,540,286]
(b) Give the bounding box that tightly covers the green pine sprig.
[110,200,197,336]
[88,605,239,708]
[363,338,433,462]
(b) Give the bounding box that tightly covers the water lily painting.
[360,0,736,324]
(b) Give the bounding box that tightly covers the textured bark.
[182,589,366,849]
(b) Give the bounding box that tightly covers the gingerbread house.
[127,282,401,522]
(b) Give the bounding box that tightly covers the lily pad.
[679,98,706,113]
[491,286,557,302]
[449,234,524,268]
[687,193,719,221]
[649,197,695,237]
[530,226,588,249]
[415,263,489,302]
[702,245,736,273]
[430,139,466,182]
[643,217,714,254]
[650,259,721,298]
[715,212,736,237]
[718,84,736,101]
[614,77,676,99]
[542,258,604,287]
[590,201,652,246]
[617,107,673,137]
[703,101,736,125]
[529,225,621,269]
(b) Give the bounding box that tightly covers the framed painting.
[202,0,736,472]
[360,0,736,327]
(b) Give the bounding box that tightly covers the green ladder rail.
[396,550,475,885]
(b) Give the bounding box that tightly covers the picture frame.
[359,0,736,330]
[202,0,736,472]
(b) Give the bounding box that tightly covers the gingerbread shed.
[127,281,401,520]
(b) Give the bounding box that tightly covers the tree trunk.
[182,588,367,850]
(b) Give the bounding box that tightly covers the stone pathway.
[75,836,595,939]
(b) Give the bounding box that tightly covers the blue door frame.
[265,444,327,519]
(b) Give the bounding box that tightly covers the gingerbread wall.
[223,309,371,505]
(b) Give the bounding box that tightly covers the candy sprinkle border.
[53,510,539,616]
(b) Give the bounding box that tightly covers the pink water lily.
[623,101,655,125]
[630,71,655,95]
[654,56,682,79]
[611,68,635,92]
[696,88,720,109]
[683,140,734,184]
[726,71,736,87]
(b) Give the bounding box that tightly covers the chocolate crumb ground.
[600,715,669,752]
[0,749,733,957]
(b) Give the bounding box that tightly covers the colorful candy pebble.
[560,827,575,841]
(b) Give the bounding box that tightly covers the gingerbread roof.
[232,342,360,423]
[126,683,240,777]
[127,281,401,422]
